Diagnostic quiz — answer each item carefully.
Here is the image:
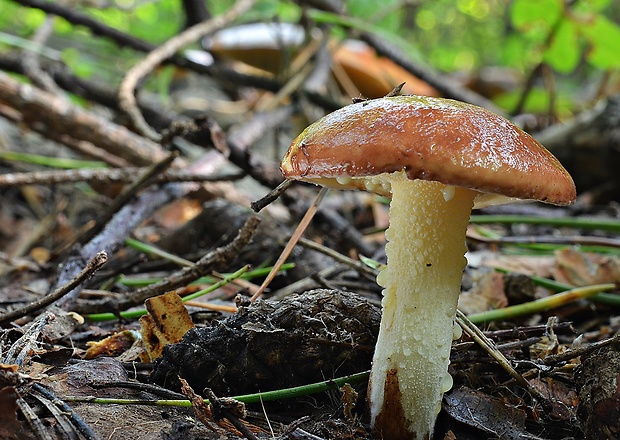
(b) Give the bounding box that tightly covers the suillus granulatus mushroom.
[280,95,576,439]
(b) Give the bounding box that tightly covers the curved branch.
[118,0,257,140]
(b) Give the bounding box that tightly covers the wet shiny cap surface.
[281,95,576,206]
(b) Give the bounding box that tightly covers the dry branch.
[118,0,257,140]
[0,251,108,325]
[0,167,244,188]
[11,0,156,52]
[75,215,261,314]
[10,0,279,93]
[0,71,166,166]
[51,151,230,310]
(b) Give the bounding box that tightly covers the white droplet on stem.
[441,185,456,202]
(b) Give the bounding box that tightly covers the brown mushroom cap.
[281,95,576,206]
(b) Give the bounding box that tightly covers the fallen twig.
[250,187,328,302]
[250,179,292,212]
[21,15,61,94]
[456,309,551,409]
[75,153,177,246]
[0,167,245,188]
[0,251,107,325]
[118,0,257,140]
[75,216,260,314]
[32,384,99,440]
[0,71,167,166]
[51,151,229,310]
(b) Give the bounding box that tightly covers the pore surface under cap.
[281,95,576,205]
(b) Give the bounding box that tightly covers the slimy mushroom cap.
[281,95,576,207]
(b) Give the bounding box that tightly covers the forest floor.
[1,3,620,438]
[1,100,619,439]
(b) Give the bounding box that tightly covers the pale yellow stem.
[370,172,477,439]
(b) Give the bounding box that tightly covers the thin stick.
[75,153,177,247]
[469,214,620,233]
[63,370,370,407]
[0,251,107,324]
[298,237,378,277]
[455,309,550,407]
[538,332,620,366]
[22,16,61,94]
[0,167,245,188]
[250,187,329,302]
[32,384,98,440]
[250,180,292,212]
[16,398,53,440]
[103,217,260,313]
[84,265,250,321]
[183,301,238,313]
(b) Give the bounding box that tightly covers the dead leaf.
[554,248,620,286]
[40,308,83,342]
[442,431,457,440]
[84,330,140,360]
[529,376,578,421]
[0,364,21,388]
[458,270,507,315]
[480,254,556,279]
[0,365,30,438]
[0,386,28,439]
[139,291,194,361]
[444,387,543,440]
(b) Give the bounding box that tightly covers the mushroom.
[204,22,306,74]
[204,23,436,98]
[280,95,576,440]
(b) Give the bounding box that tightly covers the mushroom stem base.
[369,173,476,439]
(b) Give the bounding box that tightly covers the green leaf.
[544,19,580,73]
[575,0,612,12]
[500,34,529,68]
[60,47,94,78]
[359,255,385,271]
[580,16,620,69]
[511,0,563,31]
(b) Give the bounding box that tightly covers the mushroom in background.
[280,95,576,439]
[331,40,438,98]
[204,23,437,98]
[204,22,307,75]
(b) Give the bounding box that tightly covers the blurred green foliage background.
[1,0,619,116]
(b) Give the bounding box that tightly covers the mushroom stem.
[370,171,477,439]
